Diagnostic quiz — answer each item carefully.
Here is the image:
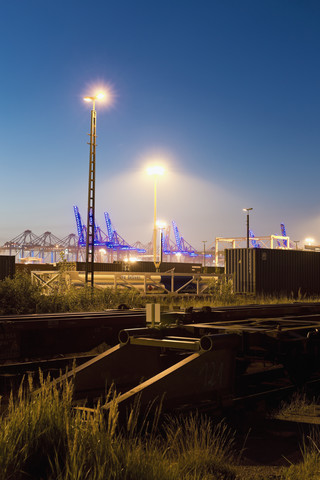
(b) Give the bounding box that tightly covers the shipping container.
[225,248,320,297]
[0,256,15,280]
[76,261,203,274]
[128,261,203,274]
[16,263,58,275]
[76,262,120,272]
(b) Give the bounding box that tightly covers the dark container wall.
[225,248,320,297]
[16,264,58,275]
[76,262,120,272]
[129,261,202,273]
[17,261,204,275]
[75,261,202,274]
[0,256,15,280]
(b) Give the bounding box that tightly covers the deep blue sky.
[1,0,320,249]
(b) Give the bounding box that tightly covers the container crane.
[172,221,198,257]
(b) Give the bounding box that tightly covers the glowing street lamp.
[147,165,165,270]
[83,91,106,288]
[243,208,253,249]
[304,238,316,252]
[305,237,314,246]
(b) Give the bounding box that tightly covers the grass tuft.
[282,431,320,480]
[0,375,237,479]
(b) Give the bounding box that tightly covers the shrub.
[0,271,42,314]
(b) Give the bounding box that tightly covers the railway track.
[0,308,146,363]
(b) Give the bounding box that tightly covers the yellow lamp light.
[147,165,165,176]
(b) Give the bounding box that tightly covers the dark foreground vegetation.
[0,376,319,480]
[0,270,320,479]
[1,375,237,480]
[0,271,146,315]
[0,269,316,315]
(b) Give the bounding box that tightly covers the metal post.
[85,101,96,288]
[160,230,163,264]
[243,208,252,249]
[202,240,207,269]
[243,207,253,294]
[215,238,219,267]
[153,177,160,271]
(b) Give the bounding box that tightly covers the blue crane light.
[280,223,288,248]
[171,221,198,256]
[249,229,261,248]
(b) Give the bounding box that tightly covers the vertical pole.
[246,213,249,294]
[85,102,96,288]
[153,177,160,271]
[160,230,163,264]
[202,240,207,269]
[215,238,219,267]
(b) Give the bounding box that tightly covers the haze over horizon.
[1,1,320,250]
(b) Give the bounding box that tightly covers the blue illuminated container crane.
[74,206,112,248]
[280,223,288,248]
[104,212,145,252]
[172,221,198,257]
[73,205,87,247]
[249,229,261,248]
[73,206,145,253]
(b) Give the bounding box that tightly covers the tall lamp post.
[83,92,105,287]
[243,207,253,294]
[147,165,164,271]
[243,208,253,249]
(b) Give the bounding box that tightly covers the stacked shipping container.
[225,248,320,297]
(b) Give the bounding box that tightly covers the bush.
[0,271,145,315]
[0,272,42,314]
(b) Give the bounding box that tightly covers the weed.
[0,375,237,479]
[282,431,320,480]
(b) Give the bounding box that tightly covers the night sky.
[1,1,320,249]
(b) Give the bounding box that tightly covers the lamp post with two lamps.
[147,165,165,271]
[243,208,253,249]
[243,207,253,293]
[83,92,105,287]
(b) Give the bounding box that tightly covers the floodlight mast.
[83,93,104,288]
[147,165,165,271]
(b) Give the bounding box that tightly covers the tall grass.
[164,413,236,479]
[0,375,237,479]
[281,432,320,480]
[0,272,144,314]
[269,394,320,480]
[0,372,73,479]
[274,392,319,419]
[1,270,320,315]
